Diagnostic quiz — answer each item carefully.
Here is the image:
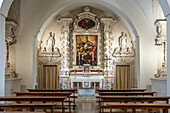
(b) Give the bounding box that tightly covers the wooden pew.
[108,103,170,113]
[98,92,156,96]
[0,111,46,113]
[96,96,170,112]
[0,103,56,113]
[97,96,170,103]
[27,89,77,110]
[27,89,77,93]
[13,92,72,96]
[97,89,146,92]
[13,92,72,113]
[0,96,67,113]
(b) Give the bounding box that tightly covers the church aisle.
[73,95,98,113]
[73,101,98,113]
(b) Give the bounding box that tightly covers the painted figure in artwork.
[90,45,97,65]
[46,32,55,52]
[82,49,92,64]
[76,35,97,66]
[118,32,127,51]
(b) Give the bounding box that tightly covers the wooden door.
[116,65,130,89]
[43,65,58,89]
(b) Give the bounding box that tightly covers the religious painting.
[84,66,90,73]
[76,35,97,66]
[78,18,95,30]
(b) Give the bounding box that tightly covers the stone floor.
[73,101,98,113]
[72,95,161,113]
[73,95,98,113]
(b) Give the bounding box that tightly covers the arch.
[157,0,170,17]
[0,0,167,91]
[21,0,145,88]
[35,1,139,41]
[14,0,156,88]
[0,0,13,17]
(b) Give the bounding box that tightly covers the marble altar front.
[70,68,104,95]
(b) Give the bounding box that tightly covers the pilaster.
[60,18,73,72]
[101,18,116,89]
[166,15,170,96]
[0,13,6,96]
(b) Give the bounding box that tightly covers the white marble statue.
[46,32,55,53]
[118,32,127,51]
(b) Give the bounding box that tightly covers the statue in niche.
[112,32,135,57]
[118,32,128,52]
[46,32,55,53]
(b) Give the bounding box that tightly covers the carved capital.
[101,18,116,32]
[59,18,73,32]
[5,21,17,44]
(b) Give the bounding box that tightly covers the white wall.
[0,14,5,96]
[15,0,157,89]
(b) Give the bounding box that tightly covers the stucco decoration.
[112,32,135,62]
[37,6,136,89]
[74,6,100,33]
[6,0,20,25]
[100,18,117,89]
[154,21,167,78]
[38,32,61,57]
[5,21,18,79]
[38,32,61,64]
[58,18,73,71]
[5,21,17,44]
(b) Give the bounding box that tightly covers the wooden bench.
[97,89,147,92]
[27,89,77,110]
[13,92,72,113]
[27,89,77,93]
[0,111,46,113]
[98,92,156,96]
[108,103,170,113]
[0,96,67,113]
[0,103,57,113]
[96,96,170,113]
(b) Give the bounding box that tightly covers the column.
[0,13,6,96]
[59,18,72,89]
[167,15,170,96]
[136,36,140,88]
[101,18,116,89]
[60,18,73,72]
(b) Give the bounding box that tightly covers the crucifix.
[104,55,111,89]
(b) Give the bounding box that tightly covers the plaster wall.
[0,14,5,96]
[15,0,157,89]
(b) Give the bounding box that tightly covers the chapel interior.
[0,0,170,113]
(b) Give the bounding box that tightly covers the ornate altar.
[69,65,104,95]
